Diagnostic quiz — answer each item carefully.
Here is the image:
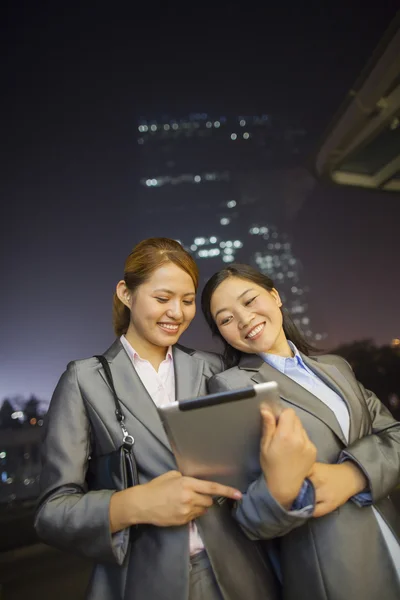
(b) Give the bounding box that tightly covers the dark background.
[1,4,399,400]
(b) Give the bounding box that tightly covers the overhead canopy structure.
[315,13,400,192]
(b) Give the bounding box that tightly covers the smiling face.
[117,261,196,357]
[210,276,292,357]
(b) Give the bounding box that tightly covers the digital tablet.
[158,381,281,492]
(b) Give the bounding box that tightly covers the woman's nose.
[166,302,183,319]
[238,311,254,330]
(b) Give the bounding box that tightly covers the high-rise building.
[136,113,324,342]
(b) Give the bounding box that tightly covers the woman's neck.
[263,331,293,358]
[124,329,168,371]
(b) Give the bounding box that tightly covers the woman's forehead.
[145,263,195,289]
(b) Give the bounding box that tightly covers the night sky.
[1,4,400,403]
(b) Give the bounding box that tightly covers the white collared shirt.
[120,335,204,556]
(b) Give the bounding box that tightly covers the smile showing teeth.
[246,323,265,339]
[158,323,179,332]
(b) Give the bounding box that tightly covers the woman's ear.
[270,288,283,308]
[116,280,132,309]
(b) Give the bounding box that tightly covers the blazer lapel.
[239,354,348,445]
[173,345,204,401]
[101,339,173,453]
[303,356,364,444]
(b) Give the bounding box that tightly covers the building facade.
[136,113,323,342]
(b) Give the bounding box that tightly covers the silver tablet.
[158,381,281,492]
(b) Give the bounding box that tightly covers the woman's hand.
[260,407,317,509]
[111,470,242,530]
[309,462,368,518]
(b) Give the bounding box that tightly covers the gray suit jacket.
[208,352,400,600]
[35,339,280,600]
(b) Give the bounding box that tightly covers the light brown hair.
[113,238,199,336]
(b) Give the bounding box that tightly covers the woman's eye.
[183,300,194,306]
[155,297,169,303]
[220,316,232,326]
[245,296,258,306]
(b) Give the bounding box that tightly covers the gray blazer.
[208,352,400,600]
[35,339,280,600]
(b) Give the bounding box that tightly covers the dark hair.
[113,238,199,336]
[201,263,317,367]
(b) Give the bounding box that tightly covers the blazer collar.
[173,344,204,402]
[238,352,349,444]
[302,355,364,444]
[100,339,204,453]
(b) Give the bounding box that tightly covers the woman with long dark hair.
[201,263,400,600]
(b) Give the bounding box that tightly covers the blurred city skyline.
[1,6,400,402]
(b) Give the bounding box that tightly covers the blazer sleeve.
[207,373,314,540]
[340,378,400,503]
[34,362,129,565]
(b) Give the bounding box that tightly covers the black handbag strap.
[94,355,134,449]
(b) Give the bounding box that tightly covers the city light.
[11,411,24,420]
[220,218,230,225]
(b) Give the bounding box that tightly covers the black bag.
[86,355,139,494]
